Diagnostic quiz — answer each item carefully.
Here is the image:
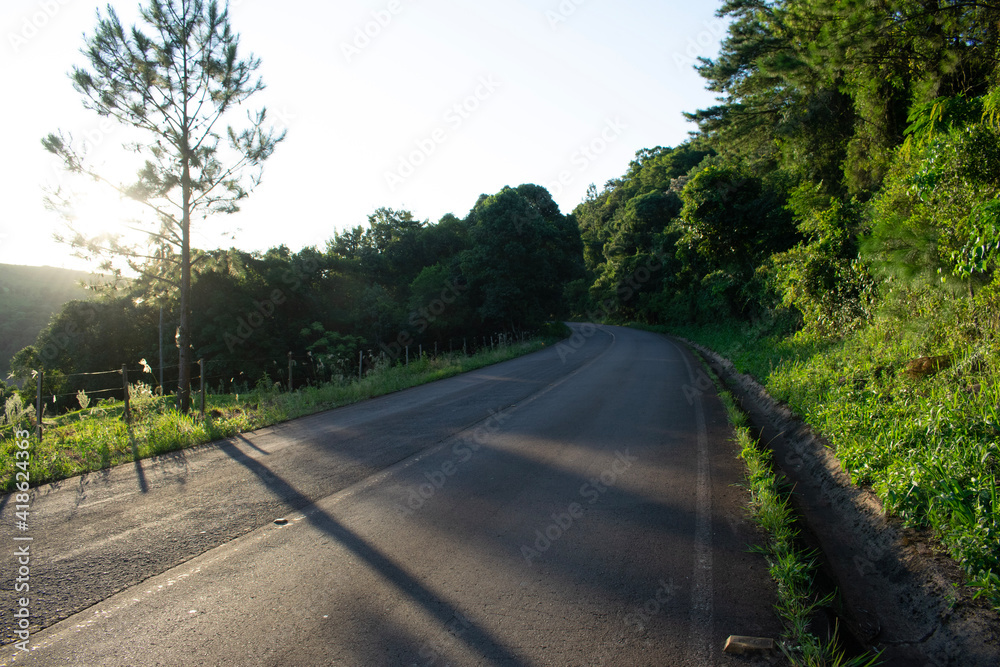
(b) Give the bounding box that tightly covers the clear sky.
[0,0,727,271]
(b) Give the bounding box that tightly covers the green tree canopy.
[462,185,583,331]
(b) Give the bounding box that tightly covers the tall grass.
[0,341,548,491]
[707,357,881,665]
[668,315,1000,609]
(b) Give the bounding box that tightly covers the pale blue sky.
[0,0,727,270]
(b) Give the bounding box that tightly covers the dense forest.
[5,185,584,408]
[578,0,999,336]
[9,0,1000,409]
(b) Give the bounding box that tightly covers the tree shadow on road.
[218,437,534,666]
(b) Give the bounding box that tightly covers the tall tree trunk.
[178,214,191,413]
[178,173,192,413]
[178,39,192,414]
[177,9,192,414]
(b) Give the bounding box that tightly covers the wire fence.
[1,332,526,440]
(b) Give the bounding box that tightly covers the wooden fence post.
[359,350,364,382]
[199,359,206,417]
[122,365,131,424]
[35,370,43,441]
[158,304,165,395]
[287,352,293,392]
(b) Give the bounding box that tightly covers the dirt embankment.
[683,339,1000,667]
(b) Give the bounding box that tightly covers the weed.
[674,318,1000,609]
[696,356,882,665]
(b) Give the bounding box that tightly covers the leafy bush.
[866,120,1000,298]
[770,186,876,335]
[537,321,571,341]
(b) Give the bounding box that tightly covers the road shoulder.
[685,337,1000,666]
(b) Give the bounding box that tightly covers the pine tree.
[43,0,284,412]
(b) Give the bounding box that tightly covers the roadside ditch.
[682,338,1000,666]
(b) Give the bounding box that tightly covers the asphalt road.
[0,324,781,665]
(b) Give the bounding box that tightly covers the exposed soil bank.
[682,338,1000,667]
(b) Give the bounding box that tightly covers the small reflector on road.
[723,636,775,654]
[274,518,289,525]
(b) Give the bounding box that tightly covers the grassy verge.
[644,319,1000,610]
[700,354,880,666]
[0,339,552,491]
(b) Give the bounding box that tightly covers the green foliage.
[583,0,1000,626]
[697,358,880,665]
[0,381,17,415]
[676,315,1000,609]
[536,321,572,342]
[44,0,285,413]
[671,163,797,319]
[694,0,1000,195]
[575,144,713,323]
[679,164,796,277]
[576,2,1000,335]
[905,96,985,152]
[13,178,582,412]
[407,263,472,342]
[770,185,875,333]
[866,121,1000,297]
[2,391,34,430]
[300,323,364,380]
[462,185,584,331]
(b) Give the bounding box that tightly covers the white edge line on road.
[670,337,715,665]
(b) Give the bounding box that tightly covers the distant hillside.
[0,264,97,377]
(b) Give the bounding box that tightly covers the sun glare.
[65,181,146,242]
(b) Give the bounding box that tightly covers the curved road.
[1,325,780,666]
